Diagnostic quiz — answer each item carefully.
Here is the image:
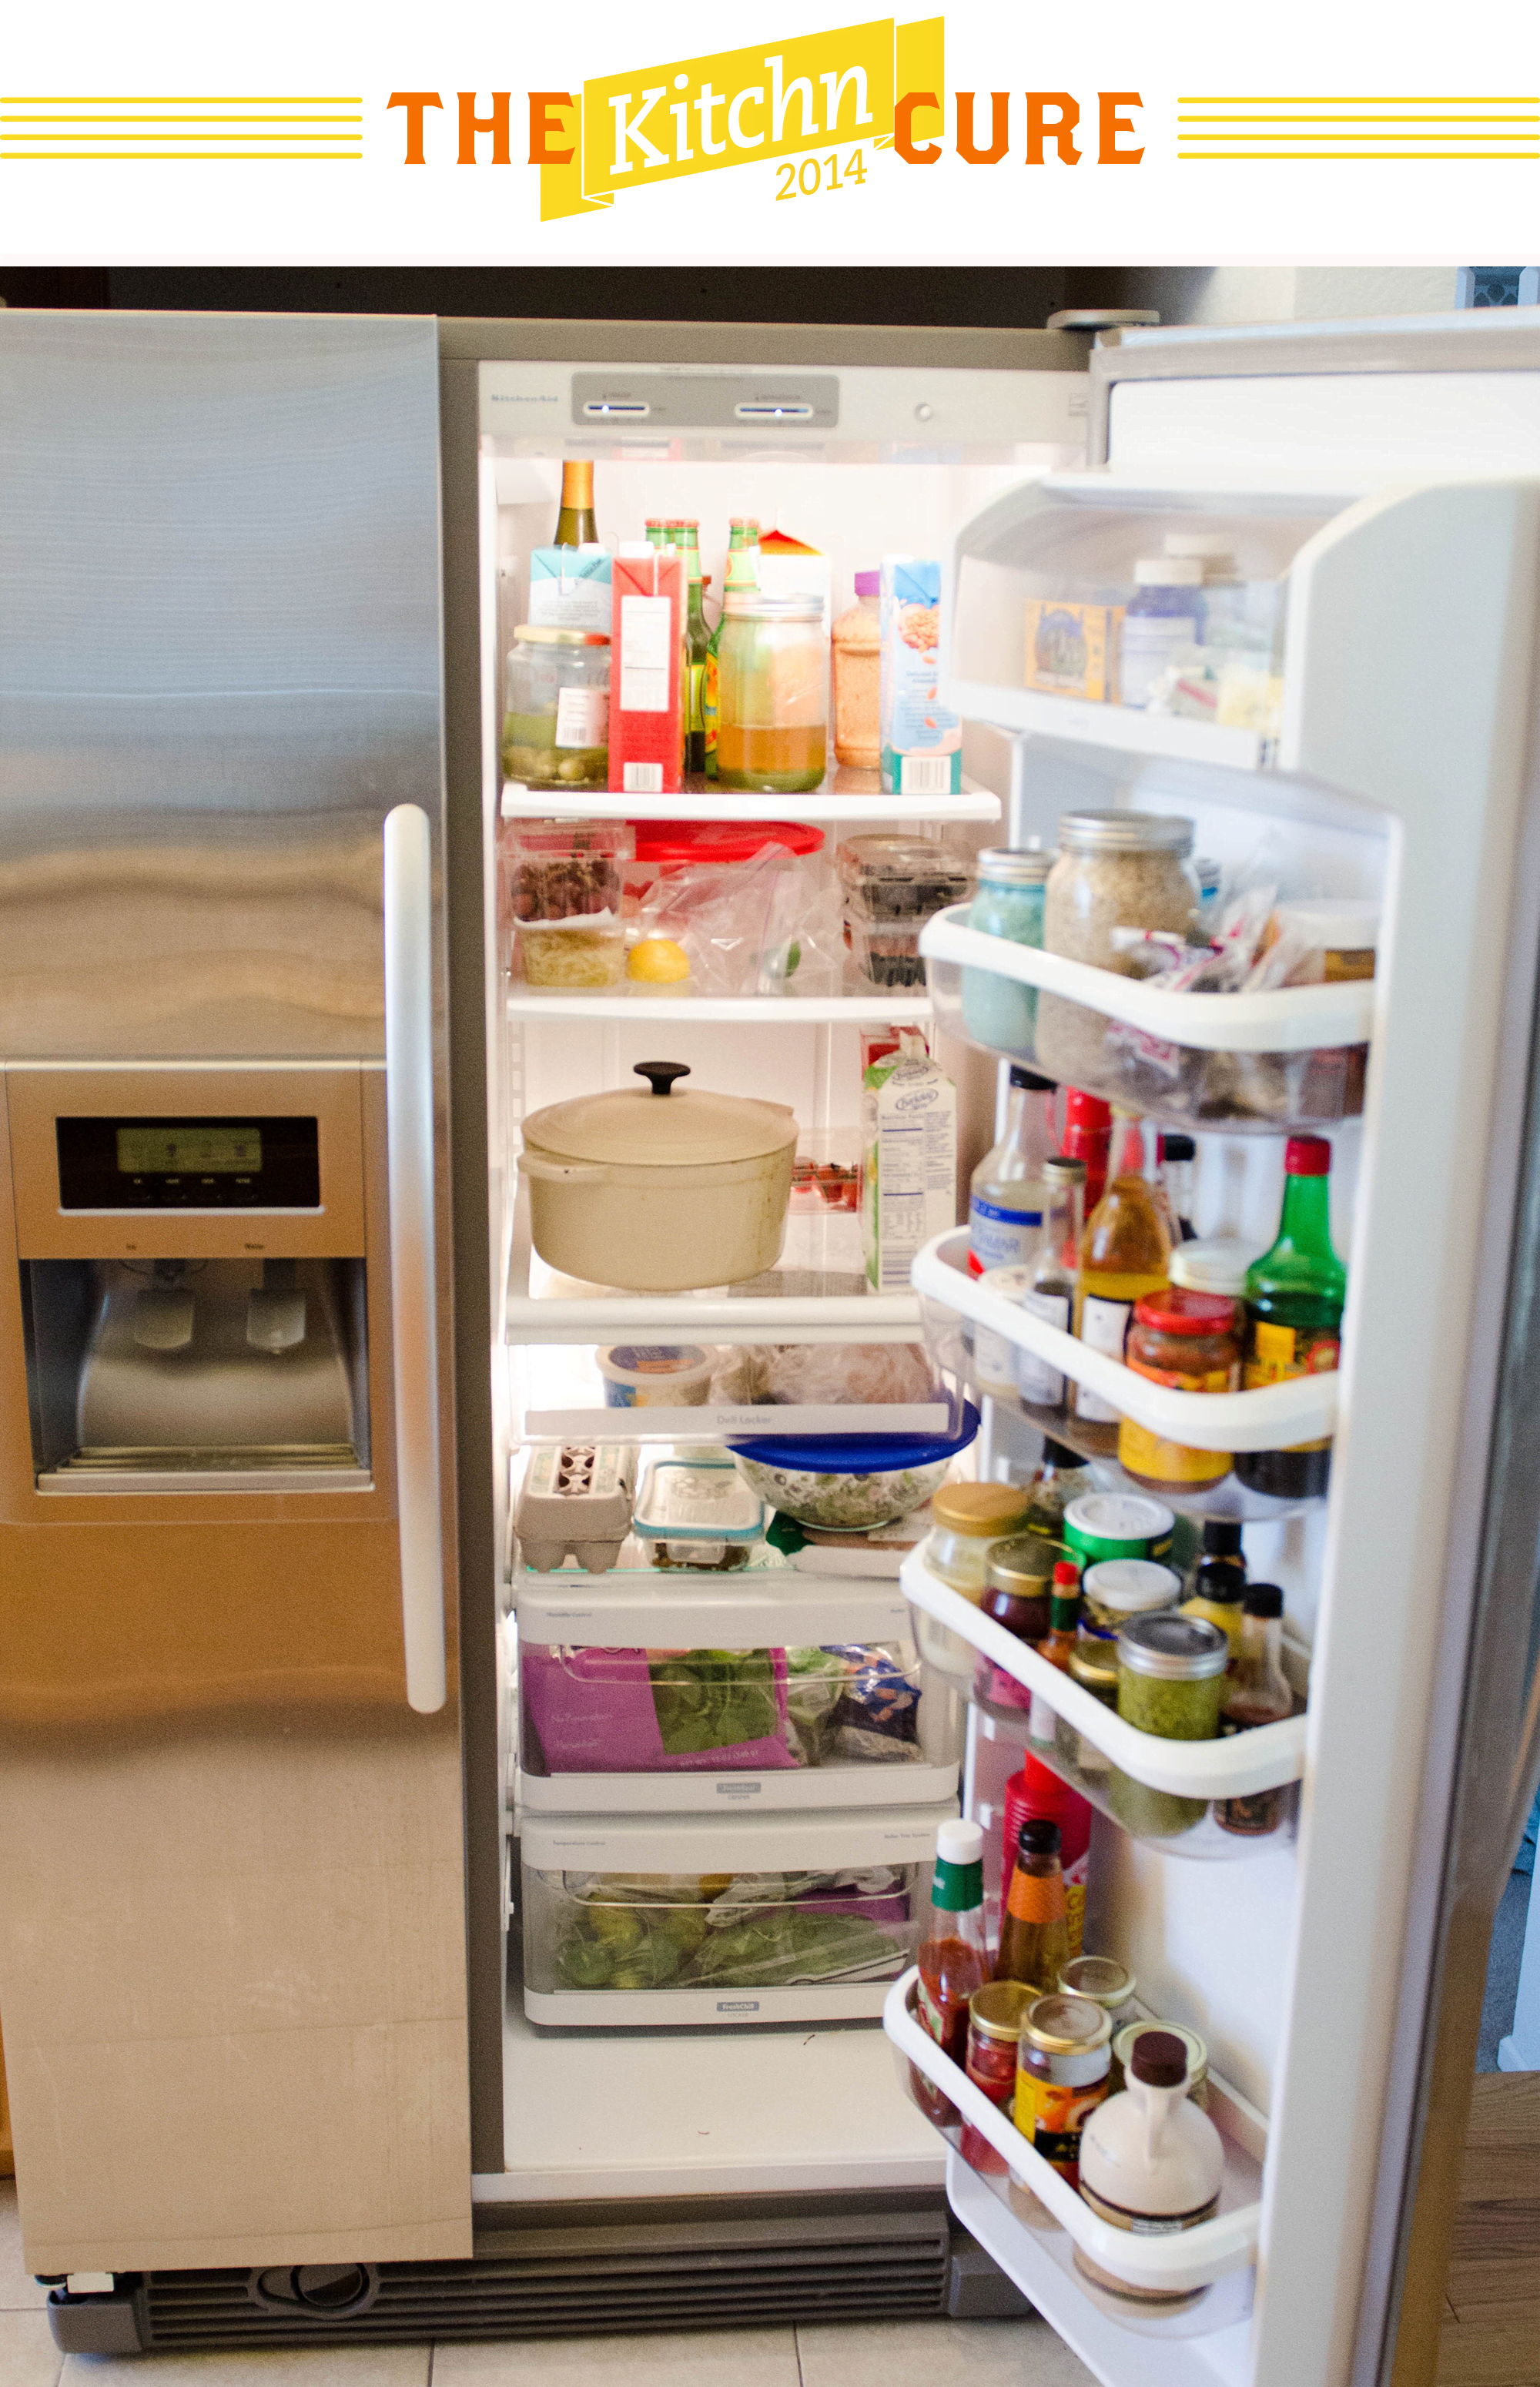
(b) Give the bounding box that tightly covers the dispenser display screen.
[56,1116,320,1210]
[116,1125,262,1176]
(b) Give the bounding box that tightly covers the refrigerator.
[1,304,1538,2387]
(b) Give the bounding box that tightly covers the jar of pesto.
[1115,1612,1229,1739]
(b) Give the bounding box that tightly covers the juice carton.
[880,557,962,797]
[528,544,612,633]
[610,544,683,795]
[862,1033,958,1292]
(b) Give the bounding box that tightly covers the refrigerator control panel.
[55,1115,321,1210]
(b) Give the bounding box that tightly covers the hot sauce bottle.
[912,1818,989,2125]
[995,1816,1070,1994]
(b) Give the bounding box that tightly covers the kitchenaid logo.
[385,16,1143,216]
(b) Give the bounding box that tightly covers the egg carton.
[516,1443,637,1572]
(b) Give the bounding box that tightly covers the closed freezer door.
[0,313,472,2272]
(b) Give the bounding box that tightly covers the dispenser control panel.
[55,1116,321,1210]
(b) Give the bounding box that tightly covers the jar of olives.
[503,626,611,788]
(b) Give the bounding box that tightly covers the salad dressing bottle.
[1073,1110,1171,1424]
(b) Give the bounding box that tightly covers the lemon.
[627,937,691,987]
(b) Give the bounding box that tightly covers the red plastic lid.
[1064,1088,1113,1131]
[1052,1560,1081,1588]
[1286,1134,1333,1177]
[1133,1287,1240,1336]
[631,820,825,865]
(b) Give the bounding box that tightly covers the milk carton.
[880,556,962,796]
[862,1034,959,1291]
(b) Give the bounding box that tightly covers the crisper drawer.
[514,1576,962,1813]
[518,1803,954,2027]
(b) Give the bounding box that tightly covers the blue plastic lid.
[728,1402,979,1474]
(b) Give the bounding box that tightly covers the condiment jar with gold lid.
[926,1482,1036,1602]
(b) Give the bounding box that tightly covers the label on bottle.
[1016,1287,1070,1405]
[1013,2072,1109,2183]
[1119,611,1201,708]
[1080,2181,1220,2235]
[916,1966,969,2064]
[1243,1319,1340,1452]
[1117,1419,1232,1486]
[554,685,608,749]
[1074,1296,1132,1423]
[1004,1869,1066,1925]
[619,594,671,711]
[702,651,720,755]
[968,1190,1043,1274]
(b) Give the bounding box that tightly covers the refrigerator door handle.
[383,802,448,1716]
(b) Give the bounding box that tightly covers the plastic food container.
[521,1639,929,1780]
[1063,1492,1177,1568]
[839,836,975,990]
[730,1406,980,1532]
[502,819,632,989]
[520,1806,946,2024]
[633,1455,766,1571]
[501,625,611,788]
[597,1344,716,1408]
[519,1061,798,1294]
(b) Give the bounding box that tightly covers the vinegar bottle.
[967,1067,1060,1277]
[1073,1110,1171,1424]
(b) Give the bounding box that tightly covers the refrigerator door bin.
[514,1574,962,1811]
[518,1804,952,2026]
[899,1553,1305,1813]
[884,1969,1263,2308]
[913,1231,1337,1459]
[920,909,1375,1133]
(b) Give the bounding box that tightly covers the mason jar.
[1036,812,1200,1087]
[502,626,611,788]
[717,592,827,794]
[962,846,1054,1056]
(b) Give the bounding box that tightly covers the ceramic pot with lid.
[519,1062,798,1293]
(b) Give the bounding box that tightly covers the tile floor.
[0,2183,1097,2387]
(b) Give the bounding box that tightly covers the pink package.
[521,1644,797,1774]
[796,1883,912,1927]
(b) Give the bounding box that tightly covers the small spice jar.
[1063,1491,1175,1570]
[1117,1287,1243,1493]
[502,626,611,788]
[1037,812,1201,1087]
[926,1483,1036,1602]
[961,1981,1036,2175]
[1110,2019,1210,2108]
[1013,1991,1111,2189]
[974,1535,1060,1712]
[1116,1612,1230,1740]
[1058,1955,1139,2038]
[961,847,1055,1056]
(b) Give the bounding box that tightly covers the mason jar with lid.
[1037,812,1201,1086]
[502,626,611,788]
[962,847,1055,1056]
[717,591,828,793]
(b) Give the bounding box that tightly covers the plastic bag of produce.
[521,1644,797,1773]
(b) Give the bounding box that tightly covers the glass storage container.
[501,818,631,989]
[717,591,828,793]
[501,625,611,788]
[960,848,1053,1051]
[1036,812,1201,1086]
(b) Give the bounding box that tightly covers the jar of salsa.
[1117,1287,1241,1493]
[961,1982,1036,2174]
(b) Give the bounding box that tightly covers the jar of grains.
[1117,1288,1243,1494]
[1036,812,1201,1087]
[961,847,1055,1056]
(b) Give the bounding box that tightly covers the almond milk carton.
[862,1033,959,1292]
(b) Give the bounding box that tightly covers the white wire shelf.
[913,1231,1337,1455]
[500,767,1001,825]
[899,1551,1306,1803]
[884,1969,1264,2298]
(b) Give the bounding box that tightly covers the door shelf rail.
[899,1552,1307,1801]
[500,768,1001,827]
[506,988,935,1025]
[913,1230,1337,1453]
[962,1388,1321,1525]
[941,681,1270,775]
[919,909,1376,1056]
[883,1969,1264,2298]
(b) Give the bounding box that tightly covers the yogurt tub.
[597,1344,716,1408]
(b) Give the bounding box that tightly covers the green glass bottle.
[705,517,759,780]
[1235,1136,1347,1499]
[677,520,710,776]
